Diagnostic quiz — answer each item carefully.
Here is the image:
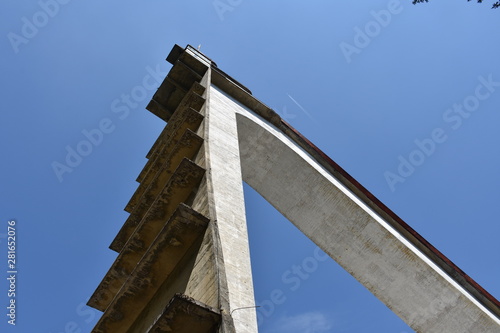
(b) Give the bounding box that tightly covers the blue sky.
[1,1,499,332]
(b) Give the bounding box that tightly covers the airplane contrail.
[287,93,315,122]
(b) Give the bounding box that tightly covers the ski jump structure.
[87,44,500,333]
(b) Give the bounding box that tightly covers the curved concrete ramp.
[221,84,500,332]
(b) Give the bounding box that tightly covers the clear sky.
[1,1,499,332]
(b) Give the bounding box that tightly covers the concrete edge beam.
[144,93,205,163]
[137,106,204,185]
[125,129,203,218]
[169,60,203,91]
[147,80,205,126]
[107,156,205,256]
[90,159,206,310]
[147,78,186,122]
[143,87,205,164]
[90,204,210,333]
[143,81,205,163]
[147,293,221,333]
[166,44,250,96]
[146,98,176,123]
[179,49,210,77]
[156,76,187,108]
[211,68,279,127]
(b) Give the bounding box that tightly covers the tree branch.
[412,0,500,8]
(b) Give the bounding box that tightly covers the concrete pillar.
[203,70,258,333]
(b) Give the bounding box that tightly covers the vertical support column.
[204,69,258,333]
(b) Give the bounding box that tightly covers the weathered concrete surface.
[147,80,205,123]
[147,293,221,333]
[90,204,209,333]
[88,159,206,311]
[126,129,203,220]
[201,85,500,332]
[144,82,205,160]
[137,99,205,189]
[202,75,259,333]
[109,157,205,254]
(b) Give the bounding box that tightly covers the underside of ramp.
[88,44,500,333]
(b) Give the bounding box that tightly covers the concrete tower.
[87,45,500,333]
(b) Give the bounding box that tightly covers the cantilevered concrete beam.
[90,204,210,332]
[147,293,221,333]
